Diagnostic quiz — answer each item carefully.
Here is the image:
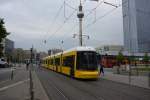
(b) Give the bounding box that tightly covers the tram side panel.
[61,51,76,76]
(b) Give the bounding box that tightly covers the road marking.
[0,69,11,74]
[97,96,105,100]
[49,81,69,100]
[0,80,9,84]
[0,79,29,92]
[0,68,17,74]
[51,83,69,100]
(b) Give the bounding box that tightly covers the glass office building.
[122,0,150,53]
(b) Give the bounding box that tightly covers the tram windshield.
[77,51,98,70]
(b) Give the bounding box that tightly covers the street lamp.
[73,33,90,46]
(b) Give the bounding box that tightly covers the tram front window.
[77,51,98,70]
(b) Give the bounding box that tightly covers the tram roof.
[43,46,96,59]
[63,46,96,53]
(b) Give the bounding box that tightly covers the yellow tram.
[42,46,99,79]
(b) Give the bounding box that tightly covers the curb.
[101,75,150,89]
[32,71,49,100]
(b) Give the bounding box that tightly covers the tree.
[0,18,10,57]
[130,55,139,76]
[116,51,124,74]
[143,53,149,68]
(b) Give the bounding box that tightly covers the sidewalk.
[0,66,49,100]
[101,71,150,89]
[0,66,30,100]
[32,71,49,100]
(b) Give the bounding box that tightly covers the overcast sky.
[0,0,123,52]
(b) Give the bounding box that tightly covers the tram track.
[47,78,70,100]
[36,69,70,100]
[36,68,150,100]
[48,69,105,100]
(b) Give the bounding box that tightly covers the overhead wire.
[45,0,88,42]
[65,2,78,10]
[51,0,88,45]
[46,0,121,48]
[42,2,64,43]
[60,0,106,45]
[43,0,77,43]
[85,3,122,30]
[85,0,104,18]
[62,0,104,38]
[68,0,121,45]
[46,9,77,41]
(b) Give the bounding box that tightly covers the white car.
[0,58,8,68]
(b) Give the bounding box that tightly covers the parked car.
[0,58,8,68]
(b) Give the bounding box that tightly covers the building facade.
[4,38,14,55]
[96,45,124,54]
[122,0,150,53]
[48,48,62,55]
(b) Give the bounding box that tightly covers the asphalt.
[0,68,13,82]
[0,66,30,100]
[36,67,150,100]
[0,67,29,89]
[0,65,49,100]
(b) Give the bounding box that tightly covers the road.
[36,68,150,100]
[0,67,29,88]
[0,66,29,100]
[0,68,12,84]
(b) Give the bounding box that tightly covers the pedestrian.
[26,62,29,70]
[100,65,104,76]
[38,62,41,69]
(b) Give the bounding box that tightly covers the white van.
[0,58,8,68]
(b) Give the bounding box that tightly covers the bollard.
[128,65,131,85]
[129,70,131,85]
[148,73,150,87]
[11,69,14,80]
[29,70,34,100]
[31,90,34,100]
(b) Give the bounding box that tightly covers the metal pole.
[128,0,131,85]
[11,68,14,80]
[148,72,150,87]
[29,69,34,100]
[77,2,84,46]
[129,64,131,84]
[79,18,83,46]
[30,46,34,100]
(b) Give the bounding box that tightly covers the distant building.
[122,0,150,53]
[38,52,48,58]
[3,38,14,56]
[23,50,31,60]
[35,52,48,61]
[48,48,62,55]
[24,49,37,60]
[96,45,124,54]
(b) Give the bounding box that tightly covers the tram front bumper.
[75,70,99,79]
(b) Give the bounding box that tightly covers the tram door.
[70,56,75,77]
[60,54,63,73]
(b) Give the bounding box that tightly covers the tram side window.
[47,59,49,64]
[63,56,74,67]
[52,58,55,65]
[46,60,48,64]
[55,58,60,66]
[50,59,52,65]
